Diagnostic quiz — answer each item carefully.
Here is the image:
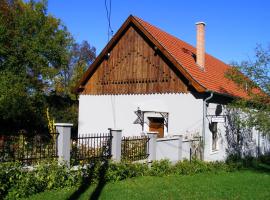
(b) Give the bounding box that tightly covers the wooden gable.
[82,26,188,95]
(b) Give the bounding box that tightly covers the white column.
[110,129,122,162]
[55,123,73,166]
[147,132,157,163]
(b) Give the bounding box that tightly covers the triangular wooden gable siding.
[82,26,188,95]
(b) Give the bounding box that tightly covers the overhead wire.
[105,0,116,128]
[105,0,113,42]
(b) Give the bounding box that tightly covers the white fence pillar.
[110,129,122,162]
[55,123,73,166]
[147,132,157,163]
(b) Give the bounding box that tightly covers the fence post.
[147,132,157,163]
[109,129,122,162]
[55,123,73,166]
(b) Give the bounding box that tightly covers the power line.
[105,0,113,42]
[105,0,116,128]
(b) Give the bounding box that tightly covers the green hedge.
[1,156,269,199]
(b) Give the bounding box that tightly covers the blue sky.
[48,0,270,64]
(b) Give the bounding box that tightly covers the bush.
[173,159,235,175]
[105,161,149,181]
[225,153,267,169]
[0,160,83,199]
[173,159,207,175]
[258,153,270,165]
[0,162,22,198]
[149,160,172,176]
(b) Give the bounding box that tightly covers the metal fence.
[71,133,112,165]
[0,133,58,165]
[121,136,149,161]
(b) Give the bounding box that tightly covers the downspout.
[202,92,213,161]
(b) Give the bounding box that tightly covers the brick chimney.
[196,22,206,70]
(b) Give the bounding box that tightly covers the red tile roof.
[133,16,247,98]
[77,15,249,98]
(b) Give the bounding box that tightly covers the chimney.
[196,22,206,70]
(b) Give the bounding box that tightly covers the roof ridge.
[132,16,250,98]
[133,16,196,50]
[133,16,233,70]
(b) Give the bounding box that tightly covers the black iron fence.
[71,133,112,165]
[121,135,149,161]
[0,133,58,165]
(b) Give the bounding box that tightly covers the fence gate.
[189,137,203,161]
[121,136,150,161]
[71,133,112,165]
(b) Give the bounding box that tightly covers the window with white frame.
[209,122,218,151]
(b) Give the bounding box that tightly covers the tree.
[50,41,96,133]
[0,0,73,133]
[226,44,270,134]
[54,40,96,99]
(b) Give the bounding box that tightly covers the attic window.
[182,48,196,62]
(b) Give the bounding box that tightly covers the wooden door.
[148,117,164,138]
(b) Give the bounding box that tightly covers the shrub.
[0,162,22,198]
[174,159,198,175]
[258,153,270,165]
[149,159,172,176]
[105,161,148,181]
[0,160,83,199]
[225,153,270,170]
[173,159,233,175]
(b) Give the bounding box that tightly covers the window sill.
[210,150,219,155]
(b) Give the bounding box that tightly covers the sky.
[48,0,270,64]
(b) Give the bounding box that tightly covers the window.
[209,122,218,151]
[133,108,168,137]
[148,117,164,138]
[212,130,218,151]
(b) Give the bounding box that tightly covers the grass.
[24,170,270,200]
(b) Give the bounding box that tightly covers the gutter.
[202,92,213,161]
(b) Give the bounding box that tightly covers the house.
[76,15,270,161]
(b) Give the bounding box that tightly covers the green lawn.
[25,170,270,200]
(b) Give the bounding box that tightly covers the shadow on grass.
[251,163,270,173]
[89,160,109,200]
[235,158,270,174]
[67,159,109,200]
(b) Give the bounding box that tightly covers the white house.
[76,15,269,161]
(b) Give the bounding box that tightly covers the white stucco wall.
[156,137,182,162]
[204,103,227,161]
[78,93,270,162]
[78,93,203,137]
[203,103,270,161]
